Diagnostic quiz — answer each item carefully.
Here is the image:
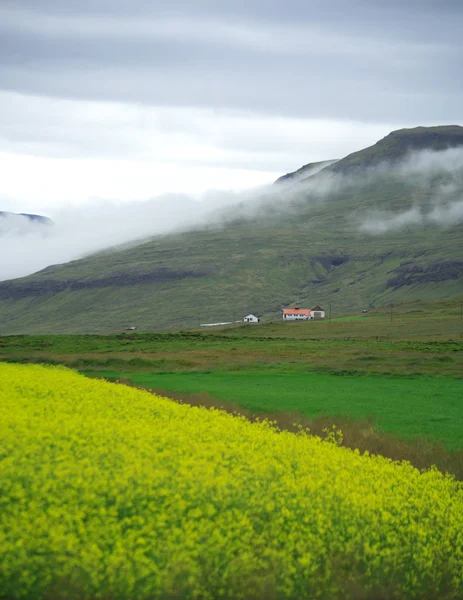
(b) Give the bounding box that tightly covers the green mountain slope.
[325,125,463,175]
[1,126,463,334]
[274,159,338,184]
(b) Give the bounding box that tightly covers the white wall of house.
[283,313,311,321]
[244,314,259,323]
[311,311,325,319]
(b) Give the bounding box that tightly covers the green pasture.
[1,331,463,378]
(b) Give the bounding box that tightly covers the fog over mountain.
[0,192,243,281]
[2,137,463,282]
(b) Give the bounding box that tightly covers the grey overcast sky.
[1,0,462,212]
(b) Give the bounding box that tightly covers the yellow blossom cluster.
[1,363,463,599]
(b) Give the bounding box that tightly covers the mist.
[2,145,463,282]
[358,147,463,234]
[359,200,463,234]
[0,167,341,283]
[0,191,256,281]
[2,183,316,282]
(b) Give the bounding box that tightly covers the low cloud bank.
[0,191,254,281]
[1,146,463,281]
[0,178,326,282]
[359,200,463,234]
[358,147,463,234]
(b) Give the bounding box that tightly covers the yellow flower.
[0,363,462,599]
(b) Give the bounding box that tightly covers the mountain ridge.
[277,125,463,185]
[321,125,463,176]
[274,159,338,184]
[1,125,462,334]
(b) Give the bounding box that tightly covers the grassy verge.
[1,333,463,378]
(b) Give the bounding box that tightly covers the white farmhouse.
[244,314,260,323]
[282,307,311,321]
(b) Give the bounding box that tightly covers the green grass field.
[84,370,463,450]
[221,298,463,340]
[2,299,463,378]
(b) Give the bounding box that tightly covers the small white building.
[311,306,326,319]
[244,314,260,323]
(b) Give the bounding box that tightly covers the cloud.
[0,193,235,281]
[0,2,462,122]
[0,91,394,165]
[429,199,463,225]
[358,147,463,233]
[0,169,342,282]
[2,184,309,281]
[359,207,424,234]
[1,6,446,60]
[2,144,463,281]
[0,91,399,209]
[359,200,463,234]
[397,146,463,175]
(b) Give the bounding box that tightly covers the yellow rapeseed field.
[1,363,463,600]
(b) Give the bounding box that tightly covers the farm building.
[282,307,311,321]
[244,314,260,323]
[311,306,326,319]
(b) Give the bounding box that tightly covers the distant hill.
[0,126,462,334]
[0,211,53,227]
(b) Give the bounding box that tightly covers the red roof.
[282,308,311,315]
